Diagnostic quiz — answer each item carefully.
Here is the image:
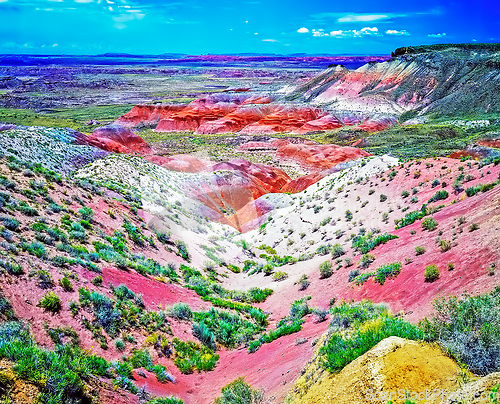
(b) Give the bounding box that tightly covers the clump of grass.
[415,246,426,255]
[424,264,440,282]
[439,239,451,252]
[351,232,398,254]
[38,291,62,312]
[358,253,375,269]
[331,243,345,259]
[296,275,310,291]
[272,271,288,282]
[421,217,438,231]
[59,276,73,292]
[428,190,448,203]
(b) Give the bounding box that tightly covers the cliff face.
[285,47,500,118]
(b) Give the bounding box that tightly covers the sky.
[0,0,498,55]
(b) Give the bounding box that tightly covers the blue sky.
[0,0,497,55]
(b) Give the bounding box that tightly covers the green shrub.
[59,277,73,292]
[168,303,193,321]
[424,265,440,282]
[319,261,333,279]
[469,223,479,232]
[172,338,219,374]
[175,240,190,262]
[245,287,273,303]
[214,377,264,404]
[78,207,94,221]
[89,276,102,287]
[439,239,451,252]
[428,190,449,203]
[331,243,345,259]
[147,398,185,404]
[0,321,111,402]
[192,321,216,351]
[23,241,47,259]
[379,194,388,202]
[374,262,402,285]
[351,232,398,254]
[420,288,500,374]
[0,216,20,232]
[0,257,23,275]
[353,273,373,285]
[358,253,375,269]
[315,244,330,256]
[345,210,353,221]
[38,291,62,312]
[35,270,54,289]
[297,275,310,291]
[421,217,438,231]
[415,246,426,255]
[272,271,288,282]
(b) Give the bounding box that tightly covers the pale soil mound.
[287,336,461,404]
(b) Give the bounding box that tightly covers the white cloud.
[262,39,278,42]
[328,27,380,38]
[312,28,329,37]
[74,0,94,3]
[330,30,343,37]
[297,27,309,33]
[428,32,446,37]
[360,26,378,34]
[386,29,410,36]
[338,14,389,23]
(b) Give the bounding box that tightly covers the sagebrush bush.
[319,261,333,279]
[214,377,264,404]
[420,288,500,375]
[168,302,193,321]
[297,275,310,291]
[421,217,438,231]
[331,243,345,259]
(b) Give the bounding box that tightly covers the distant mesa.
[116,92,396,136]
